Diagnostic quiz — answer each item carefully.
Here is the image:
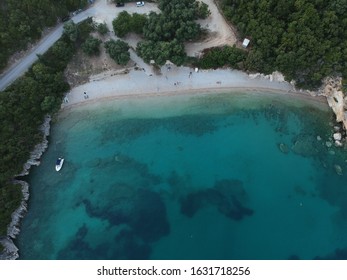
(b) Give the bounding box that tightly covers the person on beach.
[84,92,89,99]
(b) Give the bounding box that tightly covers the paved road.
[0,9,94,91]
[0,1,164,91]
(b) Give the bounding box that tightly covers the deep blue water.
[17,92,347,260]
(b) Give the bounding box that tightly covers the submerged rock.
[292,135,319,157]
[85,158,101,168]
[333,132,342,141]
[278,143,289,154]
[334,164,343,176]
[326,141,332,148]
[335,140,343,147]
[181,179,253,221]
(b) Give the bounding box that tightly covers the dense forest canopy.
[0,0,88,71]
[137,0,210,66]
[221,0,347,88]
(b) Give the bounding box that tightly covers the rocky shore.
[0,115,51,260]
[248,71,286,83]
[319,76,347,147]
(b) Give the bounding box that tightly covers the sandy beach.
[59,0,327,112]
[61,66,328,112]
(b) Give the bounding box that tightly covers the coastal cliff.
[0,115,51,260]
[319,77,347,147]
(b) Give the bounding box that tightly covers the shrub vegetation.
[0,184,22,236]
[104,39,130,65]
[197,45,247,69]
[82,36,102,56]
[96,22,109,35]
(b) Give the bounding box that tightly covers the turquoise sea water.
[17,92,347,260]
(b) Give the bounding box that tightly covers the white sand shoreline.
[62,67,326,110]
[61,66,328,112]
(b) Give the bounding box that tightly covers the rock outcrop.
[16,115,51,177]
[320,77,347,130]
[0,237,19,260]
[249,71,286,82]
[0,115,51,260]
[319,77,347,146]
[334,164,343,176]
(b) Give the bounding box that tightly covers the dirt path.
[185,0,238,56]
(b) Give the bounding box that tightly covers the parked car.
[72,9,83,16]
[116,2,125,7]
[136,1,144,7]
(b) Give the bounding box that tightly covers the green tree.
[196,2,210,19]
[82,36,102,56]
[97,22,109,35]
[104,39,130,65]
[143,5,202,42]
[136,0,208,66]
[40,96,57,112]
[137,39,186,66]
[112,11,132,37]
[63,20,78,42]
[131,13,147,35]
[0,184,22,236]
[197,45,247,69]
[38,40,74,71]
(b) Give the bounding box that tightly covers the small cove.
[17,92,347,260]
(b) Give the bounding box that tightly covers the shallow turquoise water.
[17,92,347,259]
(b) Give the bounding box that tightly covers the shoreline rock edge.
[0,115,51,260]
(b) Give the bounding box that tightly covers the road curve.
[0,9,94,91]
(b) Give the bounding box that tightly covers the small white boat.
[55,158,64,171]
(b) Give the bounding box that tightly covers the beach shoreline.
[61,67,328,113]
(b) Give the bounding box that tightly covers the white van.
[136,1,144,7]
